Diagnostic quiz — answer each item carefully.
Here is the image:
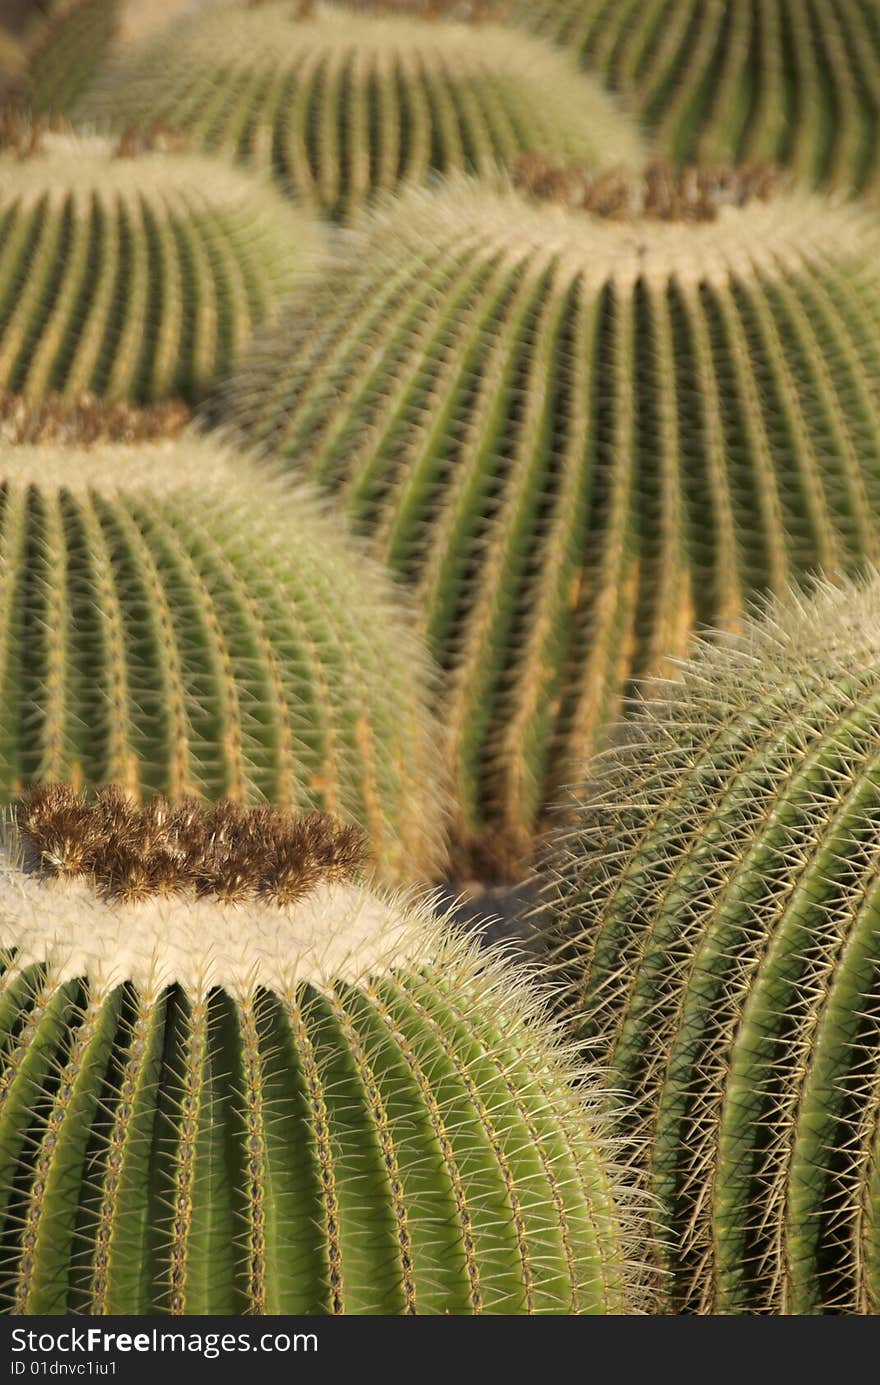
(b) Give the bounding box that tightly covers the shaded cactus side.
[213,177,880,874]
[0,29,26,107]
[0,432,447,886]
[515,0,880,197]
[0,130,317,405]
[24,0,121,114]
[79,1,644,219]
[0,794,651,1315]
[543,572,880,1313]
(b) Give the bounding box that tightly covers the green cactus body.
[516,0,880,197]
[79,1,643,219]
[0,805,645,1314]
[214,178,880,873]
[25,1,121,115]
[543,573,880,1313]
[0,132,316,405]
[0,436,445,884]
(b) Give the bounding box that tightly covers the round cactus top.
[0,786,429,995]
[635,572,880,714]
[81,0,644,174]
[136,1,591,72]
[0,129,312,219]
[0,430,246,495]
[331,177,877,288]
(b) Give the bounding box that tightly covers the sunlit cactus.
[0,789,649,1314]
[0,128,316,404]
[79,0,643,219]
[213,174,880,874]
[0,429,446,886]
[543,571,880,1313]
[516,0,880,197]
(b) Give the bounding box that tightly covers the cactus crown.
[16,784,367,905]
[0,391,190,445]
[0,130,255,205]
[80,0,643,217]
[512,155,783,222]
[543,571,880,1312]
[215,176,880,871]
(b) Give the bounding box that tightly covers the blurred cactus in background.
[79,0,644,219]
[516,0,880,197]
[214,173,880,873]
[0,126,318,404]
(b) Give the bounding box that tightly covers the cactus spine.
[80,1,643,218]
[0,131,316,405]
[214,177,880,873]
[543,572,880,1313]
[0,433,446,885]
[517,0,880,197]
[0,793,647,1314]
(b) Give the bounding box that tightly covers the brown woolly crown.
[511,155,783,222]
[16,785,368,905]
[0,391,190,445]
[0,109,188,159]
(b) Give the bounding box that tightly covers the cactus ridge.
[0,816,650,1314]
[214,177,880,871]
[543,571,880,1313]
[80,0,644,219]
[0,434,446,885]
[0,131,316,405]
[517,0,880,197]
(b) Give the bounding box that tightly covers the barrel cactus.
[0,128,316,405]
[517,0,880,197]
[0,787,647,1314]
[543,571,880,1314]
[79,0,643,219]
[214,174,880,873]
[0,430,445,885]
